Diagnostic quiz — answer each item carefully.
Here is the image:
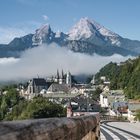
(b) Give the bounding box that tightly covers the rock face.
[32,24,68,46]
[0,34,33,57]
[0,17,140,57]
[32,25,55,45]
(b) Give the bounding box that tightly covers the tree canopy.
[0,86,66,121]
[95,57,140,99]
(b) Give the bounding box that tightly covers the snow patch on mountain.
[68,18,95,40]
[68,17,121,46]
[55,31,61,38]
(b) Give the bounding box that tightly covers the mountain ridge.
[0,17,140,57]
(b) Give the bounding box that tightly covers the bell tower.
[66,71,72,88]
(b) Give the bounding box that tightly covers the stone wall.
[0,114,100,140]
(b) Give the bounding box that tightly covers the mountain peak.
[68,17,96,40]
[78,17,102,29]
[34,24,52,39]
[32,24,54,45]
[68,17,120,46]
[79,17,119,37]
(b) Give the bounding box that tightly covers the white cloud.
[0,58,19,65]
[0,44,133,81]
[43,15,49,21]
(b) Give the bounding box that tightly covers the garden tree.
[5,99,28,120]
[0,97,8,119]
[20,96,66,119]
[0,86,22,120]
[6,96,66,120]
[91,87,102,100]
[0,96,2,119]
[0,86,66,121]
[5,88,20,107]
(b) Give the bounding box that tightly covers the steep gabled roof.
[47,83,69,93]
[33,78,47,86]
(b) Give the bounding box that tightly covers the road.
[100,122,140,140]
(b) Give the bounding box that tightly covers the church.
[26,70,72,98]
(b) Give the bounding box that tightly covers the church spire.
[57,69,59,79]
[62,69,64,79]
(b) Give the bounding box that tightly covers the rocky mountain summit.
[0,17,140,57]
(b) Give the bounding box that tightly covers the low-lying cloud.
[0,44,133,81]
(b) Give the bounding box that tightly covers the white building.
[100,90,125,108]
[100,93,109,107]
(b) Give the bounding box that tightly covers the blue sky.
[0,0,140,43]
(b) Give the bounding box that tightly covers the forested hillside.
[95,57,140,99]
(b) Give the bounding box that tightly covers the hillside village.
[99,76,140,122]
[0,69,140,122]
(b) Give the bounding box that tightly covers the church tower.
[57,69,59,80]
[54,69,59,82]
[59,69,64,84]
[62,69,64,79]
[66,71,72,88]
